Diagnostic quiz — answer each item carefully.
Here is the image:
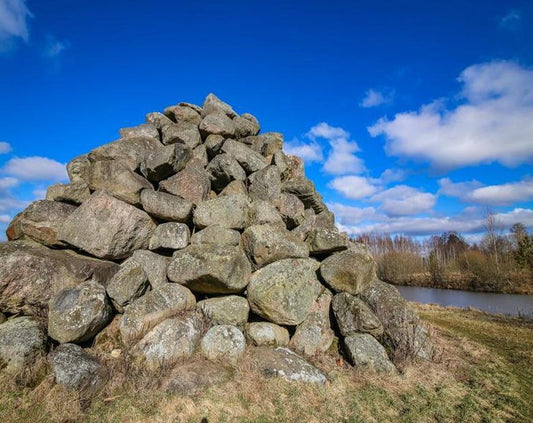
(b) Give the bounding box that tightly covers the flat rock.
[161,122,201,148]
[307,228,348,255]
[247,258,322,325]
[248,166,281,202]
[245,322,289,347]
[140,189,193,223]
[201,325,246,365]
[106,261,149,313]
[119,123,159,139]
[197,296,250,327]
[190,224,241,246]
[343,334,397,374]
[221,139,267,174]
[58,191,156,260]
[233,113,260,138]
[159,166,211,204]
[149,222,190,251]
[0,317,47,373]
[246,199,284,227]
[48,280,113,344]
[140,143,192,182]
[88,136,162,171]
[193,194,248,230]
[332,292,383,337]
[46,182,91,205]
[250,347,326,384]
[319,249,377,295]
[206,153,246,190]
[168,244,251,294]
[199,112,235,138]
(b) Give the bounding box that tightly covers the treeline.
[354,219,533,294]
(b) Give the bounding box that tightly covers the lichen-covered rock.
[193,194,248,230]
[190,225,241,247]
[361,280,432,360]
[241,224,309,269]
[260,132,284,156]
[58,191,156,260]
[140,189,193,223]
[119,283,196,345]
[247,258,322,325]
[0,317,47,373]
[161,122,201,148]
[201,325,246,365]
[119,123,159,139]
[343,334,397,374]
[221,139,267,174]
[168,244,251,294]
[88,136,162,171]
[233,113,260,138]
[67,154,90,184]
[192,144,208,167]
[48,281,113,344]
[0,241,118,315]
[140,143,192,182]
[319,249,376,295]
[199,112,235,138]
[291,208,317,241]
[273,151,304,182]
[49,343,109,396]
[276,193,305,229]
[331,292,383,337]
[282,177,327,213]
[306,228,348,255]
[145,112,174,130]
[206,153,246,190]
[197,296,250,327]
[106,262,149,313]
[246,200,284,227]
[46,182,91,205]
[219,180,247,197]
[248,166,281,202]
[245,322,289,347]
[149,222,190,251]
[159,165,211,204]
[250,347,326,384]
[164,104,202,126]
[128,250,169,287]
[205,134,225,158]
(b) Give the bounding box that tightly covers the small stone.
[201,325,246,365]
[204,134,225,159]
[193,194,248,230]
[307,228,348,255]
[159,166,211,204]
[119,123,159,139]
[106,262,149,313]
[161,122,201,149]
[222,139,267,174]
[110,349,122,358]
[140,143,192,182]
[149,222,190,251]
[190,224,241,247]
[343,334,397,374]
[245,322,289,347]
[140,189,193,223]
[332,292,383,337]
[46,182,91,205]
[199,112,235,138]
[197,296,249,327]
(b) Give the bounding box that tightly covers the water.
[397,285,533,318]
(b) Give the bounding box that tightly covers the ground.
[1,304,531,423]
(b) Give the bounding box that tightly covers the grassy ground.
[1,304,531,423]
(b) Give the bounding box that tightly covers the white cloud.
[360,89,393,108]
[0,0,32,43]
[328,202,379,225]
[379,168,406,184]
[0,214,10,223]
[499,10,521,30]
[0,176,18,193]
[306,122,349,141]
[369,185,436,216]
[0,141,12,154]
[1,156,68,182]
[368,61,533,169]
[284,138,323,163]
[0,196,27,213]
[43,35,70,58]
[328,176,379,200]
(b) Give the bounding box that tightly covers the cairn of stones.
[0,94,431,393]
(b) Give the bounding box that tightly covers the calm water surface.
[397,285,533,318]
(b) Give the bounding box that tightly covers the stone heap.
[0,94,432,393]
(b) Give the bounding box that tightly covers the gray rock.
[192,144,208,167]
[193,194,248,230]
[315,209,336,229]
[161,122,202,149]
[88,160,153,205]
[260,132,284,156]
[159,165,211,204]
[219,180,247,197]
[247,258,322,325]
[204,134,225,159]
[164,360,233,395]
[0,312,5,324]
[7,200,76,247]
[245,322,289,347]
[119,283,196,345]
[273,151,305,181]
[0,240,118,316]
[291,209,317,241]
[49,343,109,396]
[289,290,334,356]
[190,224,241,247]
[343,334,397,374]
[319,249,376,295]
[106,262,149,313]
[222,139,267,174]
[58,191,156,260]
[128,250,169,287]
[131,314,202,370]
[140,143,192,182]
[206,154,246,190]
[140,189,193,223]
[48,281,113,344]
[276,193,305,229]
[0,317,46,373]
[332,292,383,337]
[307,228,348,255]
[246,200,284,227]
[149,222,190,251]
[241,224,309,269]
[201,93,237,118]
[67,154,91,184]
[88,136,162,171]
[201,325,246,365]
[119,123,159,139]
[197,296,249,327]
[199,112,235,138]
[248,166,281,202]
[239,135,265,154]
[164,104,202,125]
[46,182,91,205]
[282,177,327,214]
[361,280,432,361]
[250,347,326,384]
[168,244,251,294]
[145,112,174,130]
[233,113,260,138]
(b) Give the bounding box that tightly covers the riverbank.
[1,304,531,423]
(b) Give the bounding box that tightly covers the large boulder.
[200,325,246,365]
[0,317,47,373]
[190,224,241,247]
[193,194,248,230]
[140,143,192,182]
[276,193,305,229]
[197,296,250,327]
[58,191,156,260]
[201,94,237,118]
[199,112,235,138]
[106,261,149,313]
[88,136,162,171]
[221,139,267,174]
[48,281,113,344]
[140,189,193,223]
[0,241,118,315]
[159,165,211,204]
[247,258,322,325]
[343,334,397,374]
[49,343,109,396]
[331,292,383,337]
[233,113,260,138]
[168,244,251,294]
[206,154,246,190]
[241,224,309,269]
[204,134,225,158]
[282,177,327,213]
[149,222,190,251]
[164,104,202,126]
[160,122,201,148]
[46,182,91,205]
[361,280,432,361]
[246,199,284,227]
[66,154,91,184]
[245,322,289,347]
[119,283,196,345]
[319,249,376,295]
[306,228,348,255]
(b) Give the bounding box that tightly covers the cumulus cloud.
[43,35,70,58]
[369,185,436,216]
[328,176,379,200]
[0,176,18,193]
[0,0,32,44]
[284,138,323,163]
[360,89,393,108]
[368,61,533,169]
[1,156,68,182]
[439,177,533,206]
[0,141,12,154]
[499,10,521,31]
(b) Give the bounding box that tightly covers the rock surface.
[140,189,193,223]
[245,322,290,347]
[106,262,149,313]
[332,292,383,337]
[200,325,246,365]
[149,222,190,251]
[190,225,241,246]
[197,295,250,327]
[343,333,397,373]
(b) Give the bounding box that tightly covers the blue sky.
[0,0,532,241]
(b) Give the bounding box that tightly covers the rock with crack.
[140,189,193,223]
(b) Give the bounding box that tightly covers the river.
[397,285,533,318]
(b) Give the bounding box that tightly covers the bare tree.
[482,209,504,273]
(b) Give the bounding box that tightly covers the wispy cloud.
[499,10,521,31]
[284,138,323,163]
[43,35,70,58]
[0,0,32,47]
[360,88,394,108]
[0,141,12,154]
[1,156,68,182]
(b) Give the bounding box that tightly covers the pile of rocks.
[0,94,432,393]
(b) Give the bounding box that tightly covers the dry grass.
[1,304,532,423]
